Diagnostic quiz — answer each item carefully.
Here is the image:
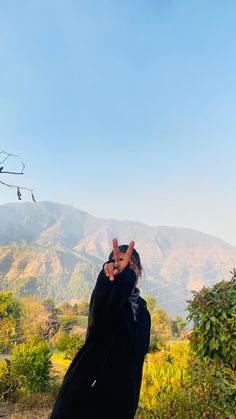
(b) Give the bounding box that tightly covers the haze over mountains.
[0,201,235,317]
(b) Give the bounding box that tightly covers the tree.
[148,306,172,352]
[151,307,172,338]
[72,300,89,316]
[187,269,236,369]
[20,295,51,343]
[171,315,186,337]
[64,334,84,360]
[9,341,52,393]
[0,150,35,201]
[0,292,21,352]
[144,295,157,314]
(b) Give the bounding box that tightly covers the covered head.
[108,244,142,277]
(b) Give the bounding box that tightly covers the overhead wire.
[0,263,233,345]
[141,262,232,295]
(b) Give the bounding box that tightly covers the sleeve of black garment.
[87,263,136,335]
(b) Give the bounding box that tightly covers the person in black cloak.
[49,238,151,419]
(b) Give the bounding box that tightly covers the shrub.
[9,341,53,393]
[148,334,165,353]
[59,315,78,333]
[0,359,10,397]
[64,334,84,360]
[55,332,84,361]
[138,340,236,418]
[187,270,236,368]
[0,292,21,353]
[55,332,71,352]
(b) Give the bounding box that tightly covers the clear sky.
[0,0,236,246]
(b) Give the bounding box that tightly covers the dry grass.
[0,393,55,418]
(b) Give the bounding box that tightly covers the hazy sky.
[0,0,236,246]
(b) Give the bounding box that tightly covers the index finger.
[123,240,135,264]
[112,238,120,264]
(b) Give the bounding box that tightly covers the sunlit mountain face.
[0,201,235,318]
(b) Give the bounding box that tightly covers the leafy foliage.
[145,295,157,314]
[72,300,90,316]
[55,333,71,352]
[187,270,236,369]
[139,341,236,418]
[64,334,84,360]
[59,315,78,333]
[148,306,172,352]
[0,359,10,396]
[9,341,53,393]
[171,315,186,337]
[55,332,84,360]
[0,292,21,352]
[20,295,52,343]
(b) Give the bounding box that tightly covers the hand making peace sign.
[104,238,135,282]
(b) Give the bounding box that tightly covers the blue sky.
[0,0,236,246]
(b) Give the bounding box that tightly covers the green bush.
[139,340,236,418]
[0,359,10,396]
[59,315,78,332]
[187,270,236,368]
[55,332,84,360]
[55,332,71,352]
[0,292,21,353]
[9,341,52,393]
[148,334,165,353]
[64,334,84,360]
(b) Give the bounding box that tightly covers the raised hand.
[104,238,135,282]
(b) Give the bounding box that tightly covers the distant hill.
[0,201,235,317]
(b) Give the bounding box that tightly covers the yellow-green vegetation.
[51,350,70,378]
[188,269,236,368]
[137,270,236,419]
[137,340,236,418]
[0,270,235,418]
[141,340,190,408]
[77,315,88,328]
[0,292,21,352]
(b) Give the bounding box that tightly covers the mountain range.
[0,201,235,317]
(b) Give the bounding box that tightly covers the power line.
[142,276,218,300]
[141,263,232,294]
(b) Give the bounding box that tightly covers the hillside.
[0,201,235,317]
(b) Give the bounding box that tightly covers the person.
[50,238,151,419]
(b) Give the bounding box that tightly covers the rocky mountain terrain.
[0,201,235,317]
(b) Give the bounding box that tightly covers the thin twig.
[0,150,36,202]
[0,180,33,192]
[0,151,18,164]
[21,161,25,173]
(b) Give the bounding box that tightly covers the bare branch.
[0,151,18,164]
[21,161,25,173]
[0,180,33,192]
[0,171,24,175]
[0,150,36,202]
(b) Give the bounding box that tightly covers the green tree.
[0,292,21,352]
[0,359,10,396]
[187,270,236,368]
[72,300,89,316]
[20,295,50,343]
[145,295,157,314]
[148,306,172,353]
[65,334,84,360]
[9,341,52,393]
[171,315,186,337]
[59,315,78,333]
[55,332,71,352]
[151,307,172,338]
